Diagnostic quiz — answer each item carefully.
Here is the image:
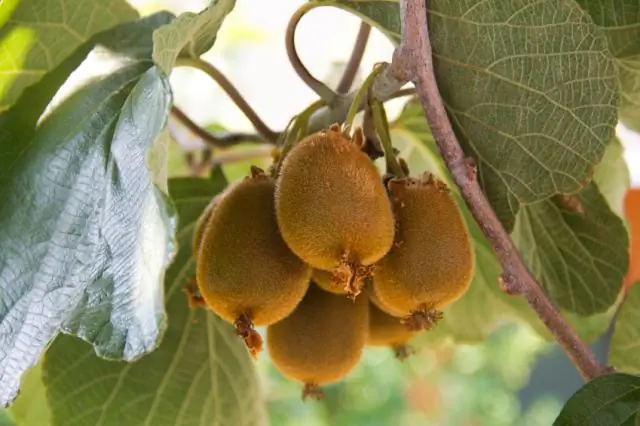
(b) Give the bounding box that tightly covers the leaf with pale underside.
[0,13,177,407]
[322,0,619,231]
[0,0,138,111]
[610,285,640,374]
[152,0,236,74]
[44,175,268,426]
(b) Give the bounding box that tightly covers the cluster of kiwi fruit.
[189,123,474,400]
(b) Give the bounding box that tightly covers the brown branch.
[392,0,608,381]
[336,22,371,94]
[175,58,279,142]
[286,3,339,104]
[170,106,272,148]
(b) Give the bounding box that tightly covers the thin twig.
[392,0,608,381]
[170,105,271,148]
[175,58,279,142]
[286,3,339,104]
[336,22,371,94]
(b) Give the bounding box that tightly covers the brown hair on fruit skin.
[196,166,312,357]
[192,194,221,257]
[373,172,474,331]
[367,302,418,361]
[312,268,347,295]
[266,283,369,401]
[275,124,395,298]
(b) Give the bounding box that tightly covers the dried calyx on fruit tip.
[275,123,395,299]
[372,172,474,331]
[266,283,369,400]
[193,165,312,357]
[367,300,419,360]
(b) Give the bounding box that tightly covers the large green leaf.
[610,285,640,373]
[573,1,640,131]
[511,184,628,315]
[323,0,618,231]
[9,362,51,426]
[554,373,640,425]
[44,175,268,426]
[593,137,630,218]
[0,13,177,407]
[152,0,236,74]
[0,0,138,111]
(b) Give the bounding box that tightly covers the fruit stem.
[286,2,340,105]
[174,57,279,142]
[370,98,406,178]
[343,64,385,132]
[336,22,372,94]
[392,0,610,381]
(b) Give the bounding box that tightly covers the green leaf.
[511,184,628,315]
[323,0,619,231]
[152,0,236,74]
[0,13,177,407]
[44,176,268,426]
[573,1,640,131]
[9,362,51,426]
[0,0,139,111]
[610,285,640,373]
[593,137,630,218]
[0,411,14,426]
[554,373,640,426]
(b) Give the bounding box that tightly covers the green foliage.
[610,285,640,373]
[554,373,640,425]
[574,1,640,131]
[42,174,266,426]
[0,0,139,111]
[9,363,51,425]
[153,0,236,73]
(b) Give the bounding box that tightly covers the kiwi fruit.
[192,194,221,257]
[266,283,369,400]
[368,302,418,360]
[195,166,312,357]
[373,172,474,330]
[275,124,395,298]
[311,268,347,295]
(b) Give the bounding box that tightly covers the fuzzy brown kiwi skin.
[367,302,418,360]
[312,268,348,295]
[373,172,474,331]
[196,167,312,357]
[192,194,221,257]
[266,282,369,401]
[274,124,395,299]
